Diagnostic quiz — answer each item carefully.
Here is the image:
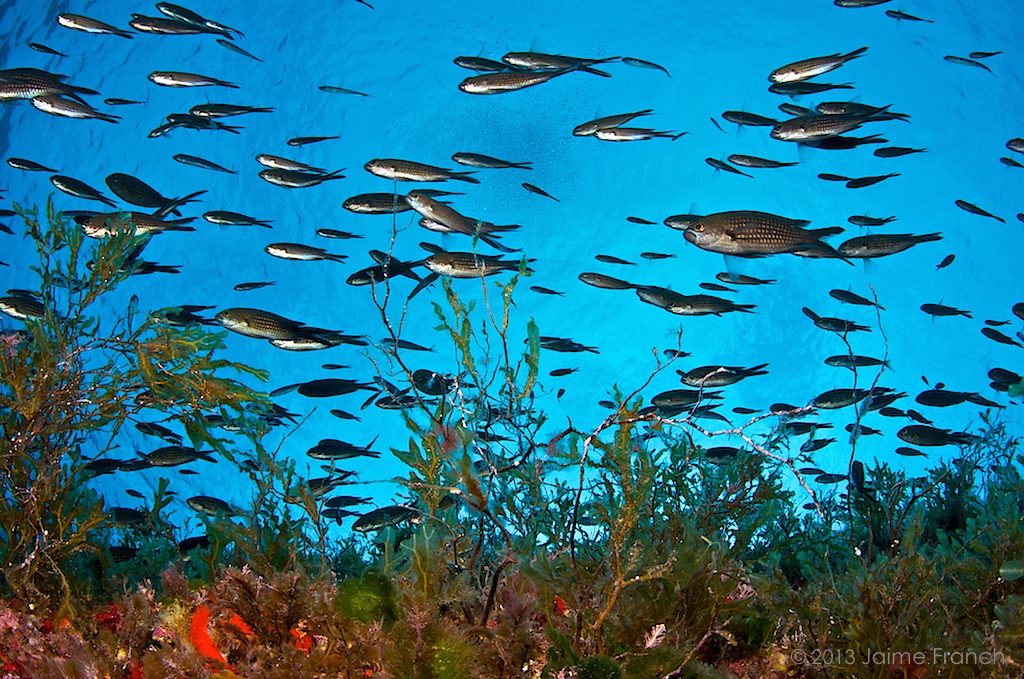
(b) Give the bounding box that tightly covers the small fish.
[830,289,883,309]
[452,56,509,72]
[936,254,955,269]
[769,81,854,96]
[259,168,344,188]
[727,154,797,169]
[317,228,362,239]
[1000,157,1024,169]
[578,272,635,290]
[895,447,928,457]
[573,109,655,136]
[31,95,119,123]
[319,84,370,96]
[769,46,868,83]
[595,127,685,142]
[721,111,778,127]
[838,232,941,258]
[7,157,56,172]
[540,336,599,354]
[530,285,564,296]
[640,252,674,260]
[636,286,754,316]
[201,213,270,228]
[1014,302,1024,321]
[803,134,888,150]
[380,337,432,352]
[105,98,142,106]
[595,254,635,266]
[1006,138,1024,153]
[365,158,478,183]
[352,505,419,532]
[187,495,236,516]
[330,409,360,421]
[780,103,812,117]
[982,327,1023,348]
[148,71,237,88]
[234,281,276,291]
[173,154,235,174]
[191,104,274,118]
[217,39,262,62]
[699,282,735,292]
[825,354,889,369]
[29,42,67,57]
[834,0,893,7]
[621,56,671,77]
[885,9,933,22]
[873,146,926,158]
[846,173,900,189]
[803,307,871,333]
[802,438,837,453]
[710,117,726,133]
[986,319,1011,327]
[549,367,579,377]
[522,182,558,202]
[849,214,896,227]
[627,216,656,225]
[679,363,768,388]
[705,157,752,178]
[715,272,776,285]
[57,13,133,38]
[955,199,1004,223]
[451,152,531,169]
[943,55,994,74]
[265,242,346,263]
[920,303,972,319]
[287,135,339,146]
[897,425,977,447]
[819,173,852,182]
[256,154,325,173]
[458,67,586,95]
[969,51,1002,59]
[50,175,117,207]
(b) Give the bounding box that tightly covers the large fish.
[683,211,846,259]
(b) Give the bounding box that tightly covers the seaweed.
[1,205,1023,677]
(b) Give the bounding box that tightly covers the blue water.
[1,0,1022,530]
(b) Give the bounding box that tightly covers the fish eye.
[693,223,705,232]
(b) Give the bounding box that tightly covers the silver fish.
[769,46,868,83]
[57,13,133,38]
[148,71,238,88]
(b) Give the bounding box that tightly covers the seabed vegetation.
[1,205,1023,678]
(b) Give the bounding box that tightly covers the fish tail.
[154,264,181,273]
[164,224,196,232]
[252,107,275,113]
[97,112,120,124]
[844,46,869,60]
[220,80,240,89]
[452,171,480,183]
[811,226,845,238]
[580,66,612,77]
[916,232,943,243]
[69,85,100,96]
[510,162,533,169]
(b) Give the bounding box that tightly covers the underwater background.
[3,1,1024,677]
[3,0,1022,523]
